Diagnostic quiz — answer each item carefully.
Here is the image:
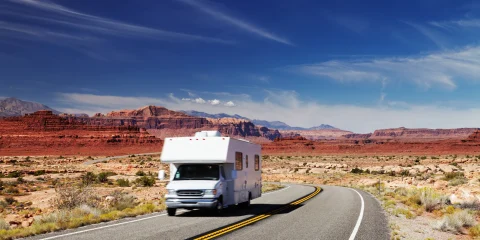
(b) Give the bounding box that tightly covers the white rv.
[160,131,262,216]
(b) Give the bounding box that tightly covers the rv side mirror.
[231,170,237,179]
[158,170,165,180]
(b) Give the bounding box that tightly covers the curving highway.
[27,184,389,240]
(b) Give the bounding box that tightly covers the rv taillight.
[222,138,225,140]
[203,138,205,140]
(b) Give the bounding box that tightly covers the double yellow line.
[193,186,321,240]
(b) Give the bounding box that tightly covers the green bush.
[4,186,20,195]
[33,170,46,176]
[97,172,115,183]
[82,172,97,185]
[5,196,17,205]
[470,224,480,238]
[443,172,465,181]
[7,171,22,178]
[116,179,130,187]
[135,176,155,187]
[350,168,363,174]
[135,171,146,176]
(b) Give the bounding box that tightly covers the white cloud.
[208,99,220,105]
[224,101,236,107]
[194,98,206,104]
[55,91,480,133]
[178,0,293,46]
[289,46,480,89]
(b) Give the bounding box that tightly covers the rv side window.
[246,155,249,168]
[235,152,243,170]
[255,155,260,171]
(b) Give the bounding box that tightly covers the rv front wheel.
[167,208,176,216]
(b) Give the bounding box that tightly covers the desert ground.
[1,154,480,239]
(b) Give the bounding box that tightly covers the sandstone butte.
[0,106,281,156]
[263,129,480,155]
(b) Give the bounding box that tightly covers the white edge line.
[40,185,291,239]
[348,189,365,240]
[40,211,180,240]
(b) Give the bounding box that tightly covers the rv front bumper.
[165,198,218,209]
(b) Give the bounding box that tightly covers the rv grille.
[177,190,204,196]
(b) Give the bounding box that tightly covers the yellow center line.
[193,186,321,240]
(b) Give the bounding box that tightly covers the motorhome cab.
[160,131,262,216]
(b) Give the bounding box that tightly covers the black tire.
[167,208,176,216]
[240,199,251,208]
[215,197,224,215]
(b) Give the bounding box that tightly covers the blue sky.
[2,0,480,132]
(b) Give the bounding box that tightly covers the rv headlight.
[204,189,217,195]
[167,189,176,195]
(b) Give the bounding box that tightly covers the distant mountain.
[181,110,338,130]
[309,124,336,130]
[180,110,249,120]
[0,97,61,117]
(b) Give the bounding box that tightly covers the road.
[27,184,389,240]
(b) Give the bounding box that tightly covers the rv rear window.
[235,152,243,170]
[254,155,260,171]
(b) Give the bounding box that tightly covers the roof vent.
[194,131,221,137]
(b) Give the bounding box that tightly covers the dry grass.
[262,183,285,193]
[0,201,166,240]
[435,210,477,233]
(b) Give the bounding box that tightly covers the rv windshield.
[174,164,219,180]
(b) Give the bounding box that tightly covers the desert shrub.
[443,172,465,181]
[116,179,130,187]
[0,200,7,208]
[394,187,409,197]
[435,210,477,233]
[0,179,3,190]
[419,188,446,212]
[108,191,137,210]
[392,208,416,219]
[33,170,46,176]
[97,172,115,183]
[81,172,97,185]
[4,186,20,195]
[34,210,70,225]
[7,171,22,178]
[78,204,102,217]
[17,177,25,183]
[5,196,17,205]
[135,176,155,187]
[459,200,480,210]
[350,168,363,174]
[135,170,146,176]
[0,218,9,230]
[52,183,100,209]
[449,178,468,186]
[470,224,480,238]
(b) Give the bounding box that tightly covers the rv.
[160,131,262,216]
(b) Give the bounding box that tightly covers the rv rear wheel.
[167,208,176,216]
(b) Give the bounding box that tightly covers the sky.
[2,0,480,133]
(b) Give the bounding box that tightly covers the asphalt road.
[27,184,389,240]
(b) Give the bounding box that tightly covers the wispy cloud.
[8,0,233,43]
[0,0,234,58]
[55,91,480,133]
[288,46,480,89]
[404,21,448,49]
[178,0,293,46]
